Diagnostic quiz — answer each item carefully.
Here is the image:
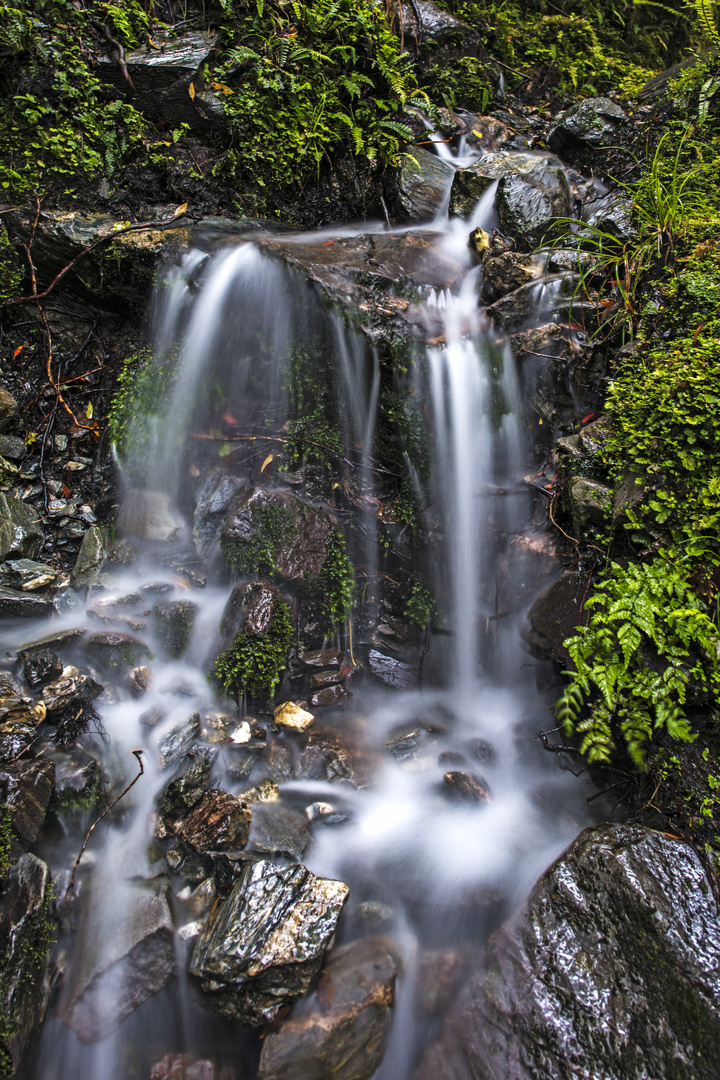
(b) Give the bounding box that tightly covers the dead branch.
[91,18,135,93]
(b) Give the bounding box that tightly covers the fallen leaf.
[188,81,196,100]
[222,412,238,425]
[86,401,93,419]
[211,81,234,95]
[62,484,70,498]
[316,971,335,1013]
[173,202,188,218]
[13,344,24,359]
[322,240,335,246]
[260,453,274,473]
[581,412,596,424]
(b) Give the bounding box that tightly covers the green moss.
[422,55,491,113]
[405,580,437,629]
[314,530,354,628]
[108,348,174,477]
[0,807,12,882]
[221,502,296,577]
[212,594,293,700]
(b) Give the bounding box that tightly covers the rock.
[258,936,396,1080]
[0,854,53,1074]
[548,97,626,154]
[0,721,39,763]
[128,665,152,696]
[189,859,350,1027]
[415,949,466,1017]
[83,630,151,674]
[239,778,280,805]
[158,713,202,769]
[309,670,346,690]
[0,435,26,461]
[118,490,184,543]
[385,724,425,763]
[3,558,58,591]
[50,750,101,811]
[0,494,44,562]
[442,771,491,804]
[297,729,369,788]
[310,685,352,708]
[18,626,86,658]
[70,525,110,588]
[481,252,542,303]
[0,759,55,860]
[299,649,344,669]
[0,586,52,619]
[149,1054,241,1080]
[416,824,720,1080]
[486,272,579,330]
[582,192,636,242]
[0,387,18,432]
[60,876,175,1043]
[248,804,311,861]
[449,151,560,219]
[274,701,315,732]
[496,163,571,249]
[193,469,244,557]
[368,649,417,690]
[396,147,453,222]
[495,530,561,614]
[522,570,587,667]
[153,599,198,659]
[158,754,212,823]
[42,670,103,719]
[176,789,251,853]
[220,581,286,640]
[400,0,484,70]
[567,476,612,532]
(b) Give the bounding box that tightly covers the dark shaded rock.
[0,586,52,619]
[83,630,151,674]
[149,1053,242,1080]
[220,581,286,641]
[496,530,560,614]
[0,721,39,763]
[50,750,101,811]
[153,599,198,659]
[18,626,86,658]
[70,525,109,588]
[0,387,18,432]
[193,469,245,557]
[0,759,55,860]
[2,559,58,592]
[0,494,44,563]
[567,476,612,532]
[189,859,349,1027]
[368,649,417,690]
[487,272,580,330]
[548,96,626,154]
[385,724,425,763]
[396,147,453,222]
[297,728,370,788]
[42,670,103,719]
[19,647,63,688]
[522,570,586,667]
[258,936,396,1080]
[299,649,344,669]
[496,163,571,249]
[60,876,175,1043]
[310,685,352,708]
[481,252,541,303]
[0,854,53,1075]
[248,804,311,861]
[176,790,251,853]
[0,435,26,461]
[449,151,558,219]
[582,192,636,242]
[158,754,212,822]
[442,771,490,804]
[416,824,720,1080]
[309,670,346,689]
[415,949,466,1018]
[158,713,202,769]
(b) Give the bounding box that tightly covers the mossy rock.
[211,582,294,701]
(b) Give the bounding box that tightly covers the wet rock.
[0,387,18,432]
[0,434,25,460]
[582,192,636,242]
[0,759,55,860]
[368,649,418,690]
[61,876,175,1043]
[70,525,110,588]
[0,854,53,1074]
[149,1053,241,1080]
[416,824,720,1080]
[248,804,311,860]
[496,163,571,249]
[0,721,39,763]
[140,706,166,728]
[396,147,453,222]
[310,685,352,708]
[415,949,466,1017]
[158,754,212,822]
[299,649,344,669]
[153,599,198,659]
[83,630,151,674]
[41,670,103,719]
[442,771,490,804]
[239,779,280,805]
[18,626,86,658]
[264,740,295,784]
[522,570,587,667]
[51,750,101,811]
[309,670,346,690]
[127,665,152,697]
[296,728,367,787]
[118,490,184,543]
[193,469,244,557]
[481,252,542,303]
[274,701,315,732]
[258,936,396,1080]
[548,97,626,154]
[567,476,612,532]
[158,713,202,769]
[449,151,559,219]
[0,586,52,619]
[385,724,425,763]
[0,494,44,563]
[176,790,252,853]
[3,558,58,591]
[487,272,579,330]
[220,581,287,641]
[495,530,560,613]
[189,859,350,1027]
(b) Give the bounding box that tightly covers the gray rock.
[442,771,491,804]
[548,97,626,154]
[396,147,453,222]
[0,586,52,619]
[0,388,18,432]
[299,648,345,669]
[157,713,202,769]
[60,876,175,1043]
[0,759,55,861]
[193,469,244,557]
[3,558,58,591]
[582,192,636,242]
[83,630,150,674]
[0,854,53,1074]
[496,163,571,248]
[70,525,110,588]
[189,859,350,1026]
[248,804,311,861]
[0,721,39,763]
[368,649,418,690]
[158,753,212,822]
[0,435,27,461]
[522,570,587,667]
[487,272,580,329]
[117,489,184,543]
[153,599,198,659]
[258,937,396,1080]
[149,1054,242,1080]
[176,790,252,853]
[0,494,44,562]
[416,824,720,1080]
[481,251,542,303]
[310,684,352,708]
[567,475,612,532]
[42,670,103,718]
[449,151,559,219]
[296,728,369,788]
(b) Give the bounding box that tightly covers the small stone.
[70,525,110,588]
[176,790,251,853]
[239,778,279,804]
[442,771,491,804]
[310,685,351,708]
[5,559,59,592]
[127,665,152,697]
[0,387,18,432]
[157,713,201,769]
[248,804,311,861]
[0,721,39,763]
[54,435,68,452]
[299,648,344,669]
[149,1053,241,1079]
[274,701,314,732]
[0,435,27,461]
[158,753,212,821]
[19,647,63,688]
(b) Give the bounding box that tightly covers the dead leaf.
[222,412,238,425]
[86,400,93,419]
[188,81,195,100]
[260,453,274,473]
[173,202,188,218]
[211,81,234,95]
[13,344,24,359]
[316,971,335,1013]
[62,484,70,498]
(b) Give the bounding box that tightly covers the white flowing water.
[13,136,603,1080]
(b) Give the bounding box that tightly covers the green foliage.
[0,226,23,306]
[211,0,419,189]
[222,502,295,576]
[558,558,719,767]
[108,349,174,476]
[0,806,12,881]
[405,579,437,629]
[314,529,354,627]
[212,593,293,699]
[284,344,344,466]
[422,56,491,113]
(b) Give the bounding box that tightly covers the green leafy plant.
[108,349,175,475]
[314,529,354,627]
[557,558,719,767]
[212,593,293,699]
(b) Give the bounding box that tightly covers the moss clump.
[221,502,296,578]
[0,806,13,882]
[405,580,437,629]
[107,348,174,476]
[212,596,293,700]
[314,530,354,628]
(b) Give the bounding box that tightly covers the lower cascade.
[2,111,720,1080]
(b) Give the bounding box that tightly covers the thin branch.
[91,18,136,93]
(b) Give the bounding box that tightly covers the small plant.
[212,595,293,699]
[314,530,355,627]
[405,579,437,629]
[108,349,174,478]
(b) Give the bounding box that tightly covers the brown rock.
[310,685,352,708]
[442,771,491,804]
[299,649,344,669]
[177,790,251,853]
[522,570,589,667]
[149,1055,241,1080]
[0,759,55,860]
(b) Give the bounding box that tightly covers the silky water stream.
[15,148,606,1080]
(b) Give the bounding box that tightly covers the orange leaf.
[173,202,189,218]
[222,412,238,425]
[13,345,24,359]
[188,81,196,101]
[260,453,274,473]
[62,484,70,498]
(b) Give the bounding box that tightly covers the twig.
[91,18,135,93]
[192,430,356,469]
[548,490,579,545]
[418,619,431,688]
[65,749,144,896]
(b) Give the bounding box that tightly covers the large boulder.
[258,937,397,1080]
[396,147,453,222]
[496,163,571,249]
[449,151,560,220]
[522,570,587,667]
[0,759,55,861]
[0,494,44,562]
[548,97,626,155]
[416,824,720,1080]
[189,859,349,1027]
